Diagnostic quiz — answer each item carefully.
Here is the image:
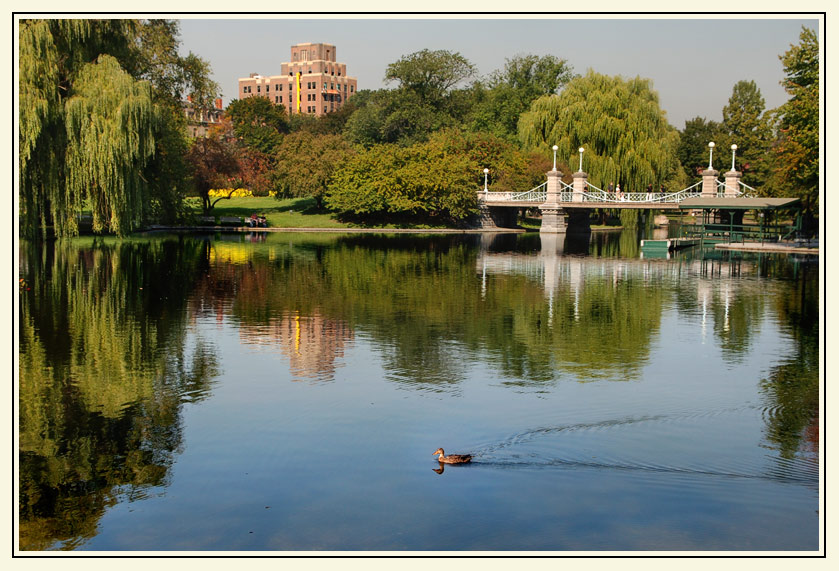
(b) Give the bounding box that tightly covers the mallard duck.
[433,448,472,464]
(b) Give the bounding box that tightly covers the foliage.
[342,88,460,147]
[237,146,275,196]
[469,54,576,141]
[677,116,721,176]
[289,100,357,135]
[18,18,219,238]
[272,132,356,209]
[385,49,476,105]
[63,55,160,236]
[326,140,478,222]
[344,50,477,148]
[518,71,680,194]
[127,19,220,109]
[185,131,242,213]
[769,26,819,212]
[225,96,290,154]
[717,80,772,185]
[429,128,542,192]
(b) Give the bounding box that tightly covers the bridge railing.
[480,178,766,205]
[578,180,703,204]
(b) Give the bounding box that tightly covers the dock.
[640,237,701,255]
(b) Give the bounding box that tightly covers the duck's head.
[432,448,444,456]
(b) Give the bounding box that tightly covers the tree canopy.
[225,96,290,154]
[469,54,576,141]
[326,139,477,222]
[717,80,772,185]
[385,49,476,104]
[272,132,355,209]
[518,71,680,193]
[19,18,219,238]
[678,117,721,176]
[769,26,819,212]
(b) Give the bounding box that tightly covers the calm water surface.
[18,230,820,552]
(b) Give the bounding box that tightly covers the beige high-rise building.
[237,42,357,116]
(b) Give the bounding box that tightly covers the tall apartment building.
[237,42,357,117]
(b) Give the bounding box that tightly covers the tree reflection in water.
[18,232,819,550]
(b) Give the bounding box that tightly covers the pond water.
[17,229,820,552]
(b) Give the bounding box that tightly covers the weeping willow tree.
[19,20,142,238]
[63,56,159,236]
[19,19,217,238]
[518,71,681,195]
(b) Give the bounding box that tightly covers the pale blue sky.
[178,16,819,129]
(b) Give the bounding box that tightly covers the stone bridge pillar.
[701,168,719,197]
[540,170,566,233]
[723,169,741,197]
[572,171,588,203]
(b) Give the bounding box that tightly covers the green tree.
[718,80,772,186]
[518,71,680,194]
[272,132,356,209]
[343,88,459,147]
[429,128,541,193]
[326,140,477,222]
[63,55,160,236]
[469,54,576,141]
[770,26,819,214]
[678,116,722,176]
[18,19,219,238]
[385,49,476,106]
[225,96,290,154]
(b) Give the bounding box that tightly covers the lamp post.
[552,145,558,171]
[483,168,489,194]
[708,141,715,170]
[578,147,585,172]
[730,144,737,171]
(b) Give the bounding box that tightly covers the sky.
[177,15,819,129]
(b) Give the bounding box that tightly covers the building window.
[279,96,283,103]
[350,85,354,93]
[324,106,327,113]
[257,85,260,92]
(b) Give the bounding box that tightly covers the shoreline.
[139,225,628,235]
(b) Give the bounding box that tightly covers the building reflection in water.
[239,312,354,382]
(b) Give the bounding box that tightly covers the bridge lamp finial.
[730,144,737,171]
[552,145,558,171]
[708,141,715,170]
[578,147,585,172]
[483,168,489,193]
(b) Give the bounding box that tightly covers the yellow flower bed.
[207,188,253,198]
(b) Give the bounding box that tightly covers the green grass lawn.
[186,196,351,228]
[185,196,464,230]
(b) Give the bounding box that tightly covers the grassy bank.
[186,196,349,228]
[185,196,463,230]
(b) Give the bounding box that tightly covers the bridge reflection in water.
[476,232,777,343]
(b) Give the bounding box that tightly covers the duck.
[433,448,472,464]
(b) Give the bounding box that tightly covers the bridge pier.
[478,204,519,229]
[540,170,566,233]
